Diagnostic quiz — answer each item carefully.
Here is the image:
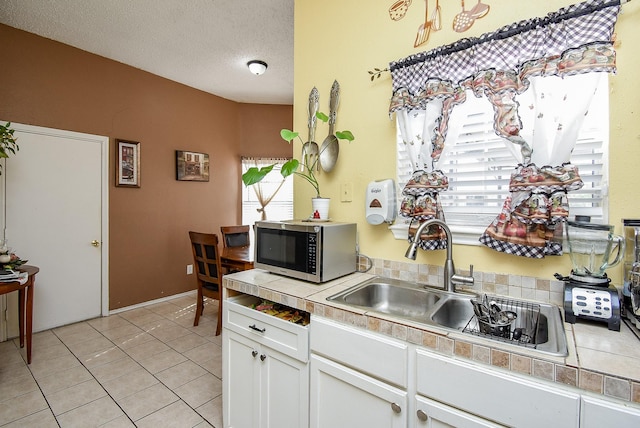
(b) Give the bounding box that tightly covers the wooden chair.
[189,231,223,335]
[220,225,251,248]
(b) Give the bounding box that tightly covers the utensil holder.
[478,317,513,338]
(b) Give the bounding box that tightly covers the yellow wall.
[294,0,640,284]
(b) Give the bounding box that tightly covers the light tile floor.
[0,294,223,427]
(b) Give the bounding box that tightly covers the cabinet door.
[581,395,640,427]
[415,395,505,428]
[223,330,261,428]
[310,354,407,428]
[262,347,309,428]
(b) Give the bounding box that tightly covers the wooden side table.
[0,265,39,364]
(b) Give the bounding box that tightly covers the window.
[241,158,294,226]
[396,77,609,244]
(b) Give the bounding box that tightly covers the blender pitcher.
[565,220,625,281]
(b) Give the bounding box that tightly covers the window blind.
[396,78,609,235]
[241,158,294,225]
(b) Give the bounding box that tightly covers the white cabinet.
[310,316,409,428]
[223,295,309,428]
[414,395,504,428]
[581,395,640,427]
[224,330,261,428]
[223,287,640,428]
[310,354,407,428]
[415,350,580,428]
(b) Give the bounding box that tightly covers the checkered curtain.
[389,0,620,257]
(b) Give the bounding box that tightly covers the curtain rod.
[368,0,627,79]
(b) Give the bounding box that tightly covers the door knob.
[91,240,100,247]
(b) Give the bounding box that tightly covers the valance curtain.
[390,0,620,257]
[242,157,290,221]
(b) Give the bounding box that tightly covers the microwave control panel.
[307,233,317,274]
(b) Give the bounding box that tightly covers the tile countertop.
[222,269,640,405]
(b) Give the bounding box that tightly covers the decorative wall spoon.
[320,81,340,172]
[301,87,319,171]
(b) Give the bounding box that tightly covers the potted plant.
[242,114,354,218]
[0,122,19,175]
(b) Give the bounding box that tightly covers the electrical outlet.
[186,264,193,275]
[341,182,353,202]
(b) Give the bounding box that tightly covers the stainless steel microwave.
[254,220,357,283]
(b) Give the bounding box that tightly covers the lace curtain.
[390,0,620,258]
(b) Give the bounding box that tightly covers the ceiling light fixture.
[247,60,268,76]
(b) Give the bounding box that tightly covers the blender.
[622,219,640,331]
[559,218,625,331]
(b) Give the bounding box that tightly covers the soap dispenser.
[366,179,396,225]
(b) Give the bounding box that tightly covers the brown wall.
[0,24,292,309]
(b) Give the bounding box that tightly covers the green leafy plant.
[242,113,354,198]
[0,122,19,175]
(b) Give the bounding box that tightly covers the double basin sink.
[326,276,568,357]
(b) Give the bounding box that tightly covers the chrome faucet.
[405,219,474,293]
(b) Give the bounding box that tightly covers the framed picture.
[116,139,140,187]
[176,150,210,182]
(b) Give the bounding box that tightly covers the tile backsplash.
[358,256,565,306]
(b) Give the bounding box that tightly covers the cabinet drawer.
[224,294,309,362]
[581,395,640,427]
[416,349,579,428]
[310,316,408,388]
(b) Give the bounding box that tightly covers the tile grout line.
[46,322,137,427]
[32,304,221,427]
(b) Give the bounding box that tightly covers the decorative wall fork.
[415,0,442,48]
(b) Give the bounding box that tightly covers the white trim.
[388,222,483,246]
[109,290,196,315]
[100,131,110,316]
[388,223,409,240]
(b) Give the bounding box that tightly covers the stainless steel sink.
[430,295,568,356]
[429,296,473,330]
[327,277,568,357]
[326,277,443,322]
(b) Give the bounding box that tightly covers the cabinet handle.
[416,409,428,422]
[391,402,401,414]
[251,350,258,358]
[249,324,266,333]
[260,354,267,361]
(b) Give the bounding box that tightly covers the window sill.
[388,222,483,247]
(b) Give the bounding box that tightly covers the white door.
[1,122,108,332]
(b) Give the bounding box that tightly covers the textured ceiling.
[0,0,294,105]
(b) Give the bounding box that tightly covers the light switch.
[341,182,353,202]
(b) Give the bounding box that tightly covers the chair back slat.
[189,231,223,335]
[220,225,251,248]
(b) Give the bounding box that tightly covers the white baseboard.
[108,290,197,316]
